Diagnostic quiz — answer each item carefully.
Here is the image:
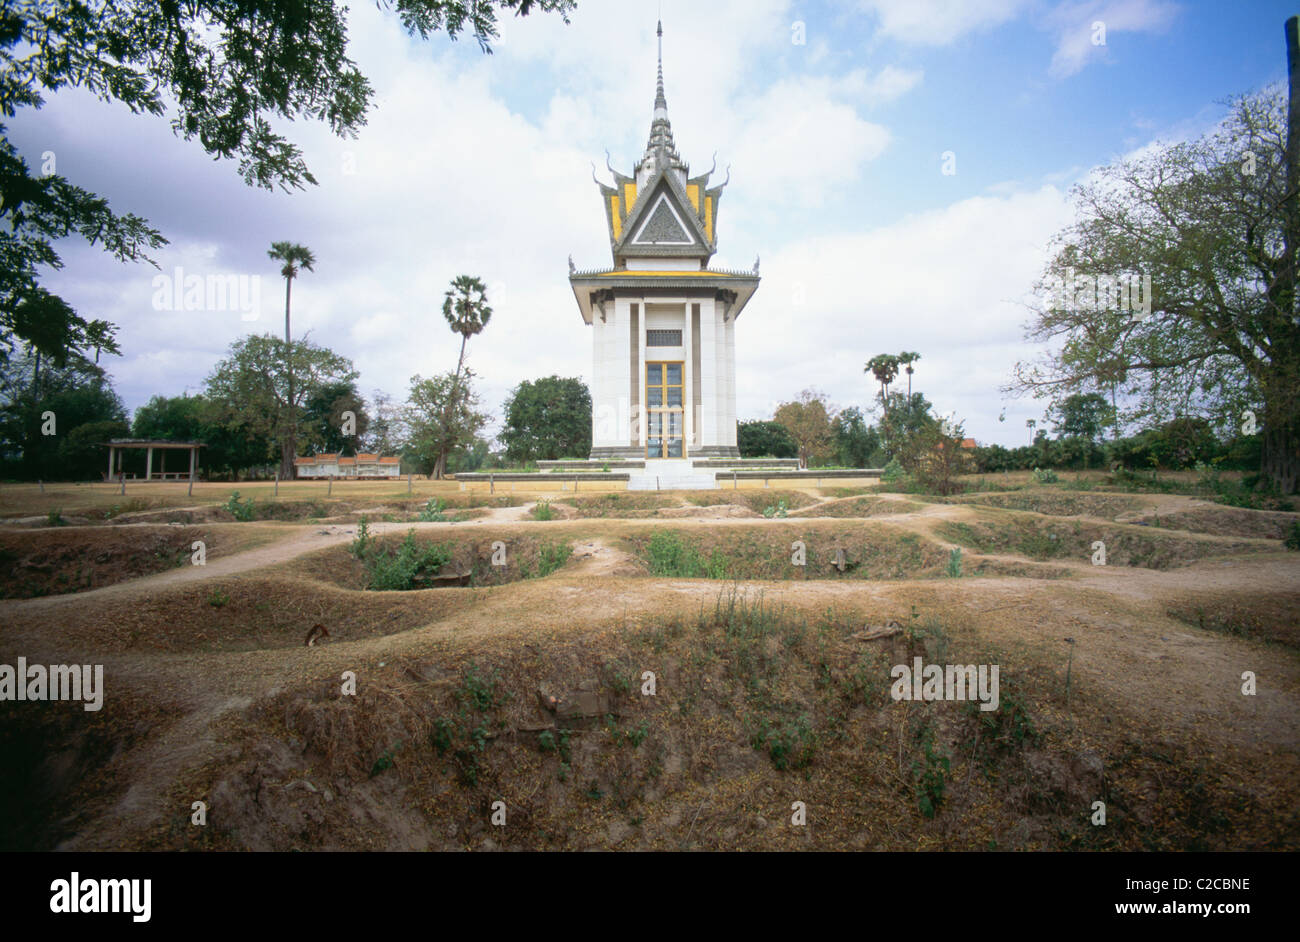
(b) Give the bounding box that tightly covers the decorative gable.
[632,193,695,245]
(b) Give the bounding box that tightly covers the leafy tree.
[302,380,368,455]
[499,375,591,461]
[58,419,130,480]
[404,370,488,477]
[865,354,901,415]
[878,391,935,459]
[773,390,834,469]
[831,406,882,468]
[737,420,798,459]
[1051,392,1113,442]
[0,355,125,479]
[1,0,574,365]
[132,393,270,478]
[1011,81,1299,492]
[435,274,492,478]
[204,335,357,474]
[362,389,407,456]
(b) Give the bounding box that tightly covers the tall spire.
[642,19,684,172]
[655,20,666,116]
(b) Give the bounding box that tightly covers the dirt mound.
[656,503,759,519]
[62,592,1294,852]
[947,490,1144,520]
[793,496,926,518]
[0,526,265,599]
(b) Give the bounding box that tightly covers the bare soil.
[0,486,1296,852]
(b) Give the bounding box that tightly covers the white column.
[724,313,737,447]
[699,298,717,448]
[146,446,153,481]
[107,446,115,481]
[637,299,647,449]
[683,299,693,452]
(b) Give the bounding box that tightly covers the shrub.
[881,457,906,483]
[1031,467,1059,484]
[365,530,453,591]
[46,508,65,527]
[531,499,555,521]
[417,498,447,522]
[945,547,963,578]
[1285,521,1300,552]
[223,490,255,521]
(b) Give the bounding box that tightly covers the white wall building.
[569,22,759,461]
[294,453,401,478]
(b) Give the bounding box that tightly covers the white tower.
[569,21,759,460]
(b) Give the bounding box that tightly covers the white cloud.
[1046,0,1180,78]
[857,0,1027,45]
[735,185,1076,443]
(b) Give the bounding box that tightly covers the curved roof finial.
[590,161,603,186]
[605,149,617,176]
[721,163,731,187]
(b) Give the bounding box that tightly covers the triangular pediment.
[632,193,694,245]
[614,171,712,258]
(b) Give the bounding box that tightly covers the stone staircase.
[626,459,718,491]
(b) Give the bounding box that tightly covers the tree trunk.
[434,333,470,480]
[282,275,296,480]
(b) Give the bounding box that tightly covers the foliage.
[945,547,962,578]
[737,419,798,459]
[302,380,369,455]
[773,389,834,469]
[1031,467,1059,484]
[417,498,447,522]
[222,490,255,521]
[645,531,727,578]
[0,0,573,366]
[356,528,453,591]
[911,721,950,818]
[0,356,128,479]
[1010,87,1299,493]
[531,499,555,521]
[831,405,884,468]
[1285,521,1300,552]
[1051,392,1113,442]
[403,370,489,478]
[499,375,591,461]
[204,335,358,473]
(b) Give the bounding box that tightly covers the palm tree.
[267,241,316,479]
[1026,418,1037,444]
[898,351,921,400]
[435,275,493,479]
[865,354,900,415]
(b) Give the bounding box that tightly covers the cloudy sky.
[9,0,1296,446]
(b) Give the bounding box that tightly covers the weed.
[1285,521,1300,551]
[417,498,447,522]
[359,529,452,591]
[531,499,555,521]
[945,546,963,578]
[911,720,950,818]
[207,588,230,608]
[534,540,572,577]
[370,742,402,777]
[751,714,816,771]
[1031,467,1059,484]
[46,508,64,527]
[762,499,789,519]
[223,491,255,521]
